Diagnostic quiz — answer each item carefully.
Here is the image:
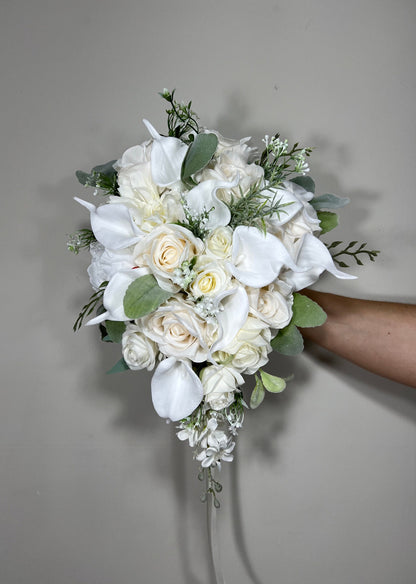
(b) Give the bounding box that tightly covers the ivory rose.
[140,298,216,362]
[200,365,244,410]
[221,316,272,374]
[205,226,233,259]
[122,323,158,371]
[246,281,293,330]
[189,257,231,298]
[133,224,203,291]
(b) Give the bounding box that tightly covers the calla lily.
[143,119,188,187]
[75,198,143,250]
[86,268,149,325]
[151,357,203,421]
[229,226,299,288]
[211,286,249,353]
[283,233,357,291]
[185,176,239,231]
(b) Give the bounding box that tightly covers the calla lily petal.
[151,357,203,421]
[75,198,143,250]
[283,233,357,291]
[143,119,188,187]
[86,268,149,325]
[185,177,239,230]
[229,226,299,288]
[212,286,249,353]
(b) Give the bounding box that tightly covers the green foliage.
[105,320,126,343]
[123,275,172,320]
[73,281,108,331]
[227,181,293,231]
[67,229,96,254]
[271,322,304,355]
[159,89,200,141]
[76,160,118,196]
[291,175,315,193]
[250,375,266,409]
[181,133,218,187]
[292,293,327,328]
[311,193,349,210]
[107,358,130,374]
[317,210,339,234]
[259,370,286,393]
[258,135,312,185]
[327,240,380,267]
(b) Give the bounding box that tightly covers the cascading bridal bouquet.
[68,90,378,507]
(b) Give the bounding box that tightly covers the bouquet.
[68,90,378,506]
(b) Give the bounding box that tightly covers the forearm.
[300,291,416,388]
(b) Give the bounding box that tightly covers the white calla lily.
[143,119,188,187]
[185,176,239,231]
[86,268,149,326]
[211,286,249,353]
[229,226,299,288]
[75,197,143,250]
[151,357,203,421]
[283,233,357,290]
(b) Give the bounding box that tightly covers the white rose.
[87,242,134,290]
[189,257,231,298]
[222,316,272,374]
[246,282,293,330]
[205,226,233,259]
[201,366,244,411]
[133,224,203,291]
[122,323,158,371]
[140,297,216,362]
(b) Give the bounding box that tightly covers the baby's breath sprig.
[67,229,96,254]
[227,181,292,231]
[176,196,213,239]
[160,89,200,142]
[327,240,380,267]
[259,134,312,184]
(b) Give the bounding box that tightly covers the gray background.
[1,1,415,583]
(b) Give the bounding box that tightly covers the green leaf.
[310,194,350,210]
[105,320,126,343]
[259,370,286,393]
[292,293,327,328]
[91,160,117,178]
[107,358,129,374]
[123,275,172,320]
[250,376,265,409]
[271,322,304,355]
[75,170,90,185]
[291,175,315,194]
[181,133,218,181]
[317,211,339,234]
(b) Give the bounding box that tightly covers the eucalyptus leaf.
[107,358,129,374]
[91,160,117,177]
[310,194,350,210]
[291,175,315,194]
[271,322,304,355]
[75,170,90,186]
[250,376,265,409]
[105,320,126,343]
[181,133,218,181]
[259,370,286,393]
[123,275,172,320]
[317,211,339,234]
[292,293,327,328]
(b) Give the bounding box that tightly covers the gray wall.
[1,1,415,583]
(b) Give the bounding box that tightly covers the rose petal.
[74,198,143,250]
[229,226,299,287]
[151,357,203,421]
[143,119,188,187]
[283,233,357,290]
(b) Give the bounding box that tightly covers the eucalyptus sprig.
[76,160,119,196]
[73,281,107,331]
[67,229,96,254]
[327,241,380,267]
[160,88,200,142]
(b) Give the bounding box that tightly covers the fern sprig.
[327,241,380,267]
